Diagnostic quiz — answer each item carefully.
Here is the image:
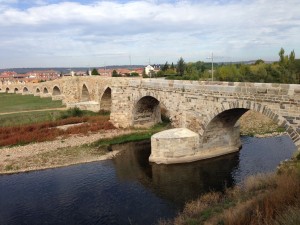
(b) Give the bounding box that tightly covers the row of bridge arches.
[3,86,62,95]
[79,84,112,112]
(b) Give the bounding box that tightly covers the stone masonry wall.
[1,77,300,151]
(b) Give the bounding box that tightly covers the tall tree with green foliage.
[170,62,175,70]
[91,68,99,75]
[176,57,186,76]
[112,70,119,77]
[162,61,169,71]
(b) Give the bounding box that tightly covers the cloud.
[0,0,299,68]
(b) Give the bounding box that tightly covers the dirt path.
[0,107,67,115]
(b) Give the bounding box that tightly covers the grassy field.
[0,93,64,113]
[0,108,101,127]
[0,110,64,127]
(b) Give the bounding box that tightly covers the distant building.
[145,65,155,76]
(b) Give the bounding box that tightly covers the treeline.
[156,48,300,84]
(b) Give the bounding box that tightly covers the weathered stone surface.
[150,128,199,164]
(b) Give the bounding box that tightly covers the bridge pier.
[150,127,241,164]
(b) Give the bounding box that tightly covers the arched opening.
[23,87,28,93]
[52,86,61,96]
[81,84,90,101]
[5,87,9,93]
[100,87,112,112]
[14,88,18,93]
[133,96,161,126]
[43,88,48,94]
[202,108,249,150]
[36,88,40,93]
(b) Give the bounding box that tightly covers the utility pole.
[206,52,214,81]
[129,55,132,70]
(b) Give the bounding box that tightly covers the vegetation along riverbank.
[159,154,300,225]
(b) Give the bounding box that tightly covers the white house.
[145,65,154,76]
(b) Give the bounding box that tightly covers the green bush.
[60,107,84,119]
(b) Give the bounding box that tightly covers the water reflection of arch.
[100,87,112,111]
[52,86,61,96]
[133,95,161,127]
[112,140,238,207]
[81,84,90,101]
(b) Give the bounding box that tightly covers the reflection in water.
[113,140,239,207]
[0,135,296,225]
[113,136,296,207]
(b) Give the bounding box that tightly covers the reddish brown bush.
[0,116,115,147]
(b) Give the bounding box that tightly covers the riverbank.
[159,156,300,225]
[0,122,169,175]
[0,111,283,175]
[0,129,134,174]
[239,110,284,137]
[0,111,283,174]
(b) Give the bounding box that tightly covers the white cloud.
[0,0,299,68]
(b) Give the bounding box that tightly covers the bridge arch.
[14,88,19,93]
[23,87,29,93]
[36,88,40,93]
[52,86,61,96]
[43,87,49,94]
[100,87,112,111]
[133,95,161,126]
[5,87,9,93]
[201,100,298,150]
[81,84,90,101]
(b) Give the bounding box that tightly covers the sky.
[0,0,299,68]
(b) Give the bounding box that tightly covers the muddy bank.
[239,111,283,137]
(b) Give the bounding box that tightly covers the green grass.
[0,110,63,127]
[91,122,170,148]
[0,93,64,113]
[0,108,101,127]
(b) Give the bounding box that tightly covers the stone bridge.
[1,77,300,164]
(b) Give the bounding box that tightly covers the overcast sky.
[0,0,299,68]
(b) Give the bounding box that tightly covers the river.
[0,135,296,225]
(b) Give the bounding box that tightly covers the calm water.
[0,135,296,225]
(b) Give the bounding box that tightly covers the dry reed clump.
[160,167,300,225]
[219,172,300,225]
[0,115,115,147]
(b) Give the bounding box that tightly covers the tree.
[170,62,175,70]
[279,47,285,63]
[176,57,186,76]
[162,61,169,71]
[130,72,139,77]
[289,50,295,63]
[112,70,119,77]
[254,59,265,65]
[91,68,99,75]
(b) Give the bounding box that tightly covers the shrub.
[0,115,115,147]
